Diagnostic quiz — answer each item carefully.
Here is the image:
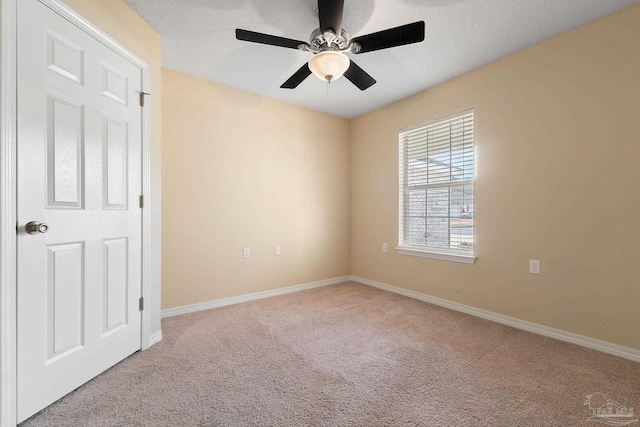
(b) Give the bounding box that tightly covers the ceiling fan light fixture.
[308,51,350,82]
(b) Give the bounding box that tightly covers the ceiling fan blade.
[352,21,425,54]
[281,64,312,89]
[318,0,345,35]
[343,60,376,91]
[236,29,307,50]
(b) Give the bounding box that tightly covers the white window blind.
[399,111,474,255]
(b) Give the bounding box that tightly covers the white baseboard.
[149,330,163,346]
[350,275,640,363]
[161,276,351,319]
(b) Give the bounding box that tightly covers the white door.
[17,0,143,421]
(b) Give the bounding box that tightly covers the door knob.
[26,221,49,235]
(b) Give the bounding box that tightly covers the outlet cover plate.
[530,259,540,274]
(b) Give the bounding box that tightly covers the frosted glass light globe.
[308,51,351,82]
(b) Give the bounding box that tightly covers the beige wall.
[62,0,162,336]
[161,69,350,309]
[350,4,640,351]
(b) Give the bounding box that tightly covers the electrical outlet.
[382,243,388,253]
[529,259,540,275]
[243,248,250,259]
[275,245,281,256]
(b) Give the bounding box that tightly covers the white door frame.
[0,1,153,425]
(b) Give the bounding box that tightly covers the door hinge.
[139,92,150,107]
[139,297,144,311]
[139,195,144,208]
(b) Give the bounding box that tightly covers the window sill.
[395,247,477,264]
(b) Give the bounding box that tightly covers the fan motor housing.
[308,28,350,51]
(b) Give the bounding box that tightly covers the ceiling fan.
[235,0,425,91]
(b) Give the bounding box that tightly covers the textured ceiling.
[124,0,638,119]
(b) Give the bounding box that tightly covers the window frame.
[397,110,477,264]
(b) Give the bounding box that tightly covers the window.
[398,110,475,263]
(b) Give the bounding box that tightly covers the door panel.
[46,92,84,208]
[102,237,129,336]
[102,114,129,209]
[17,0,143,421]
[101,62,128,105]
[46,242,85,362]
[45,29,85,85]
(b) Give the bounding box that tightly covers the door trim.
[0,1,153,425]
[1,0,18,425]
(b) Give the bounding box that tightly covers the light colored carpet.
[21,282,640,426]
